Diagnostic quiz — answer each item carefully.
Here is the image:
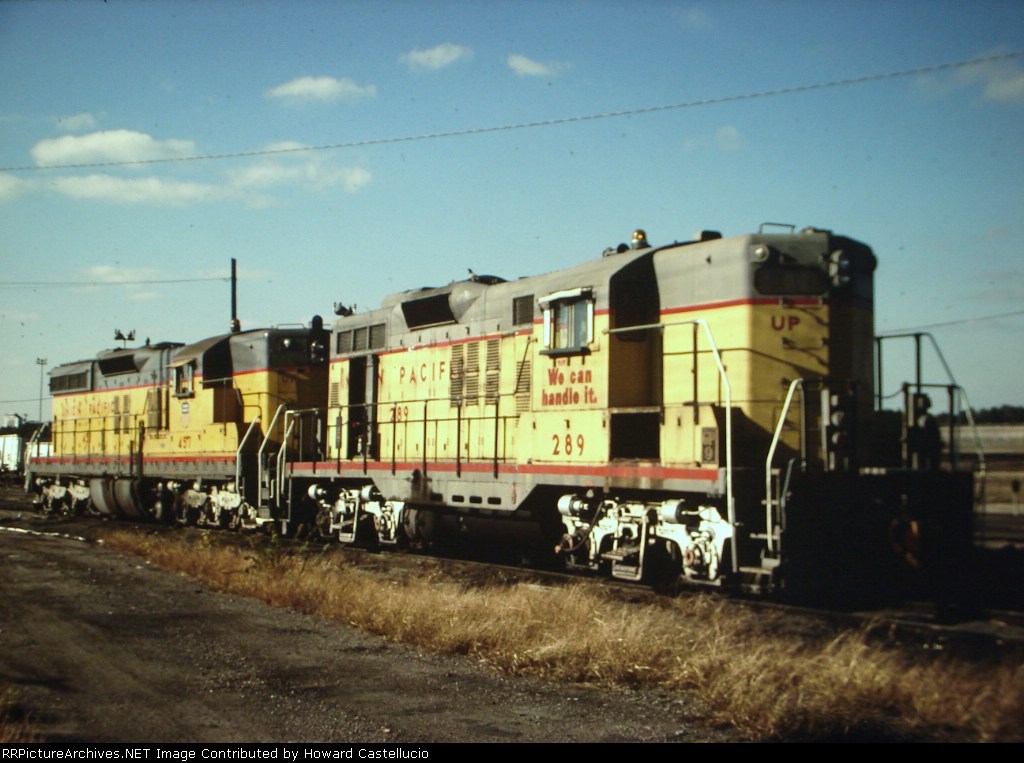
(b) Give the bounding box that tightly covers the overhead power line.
[0,397,51,406]
[880,308,1024,334]
[3,51,1022,173]
[0,277,229,289]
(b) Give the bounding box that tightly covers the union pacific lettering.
[397,361,446,384]
[54,393,143,419]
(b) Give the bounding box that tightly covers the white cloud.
[265,76,376,102]
[231,162,370,193]
[19,133,371,207]
[333,167,371,193]
[50,174,224,205]
[31,130,196,167]
[977,67,1024,102]
[917,53,1024,103]
[55,112,97,132]
[949,57,1024,102]
[229,149,372,195]
[85,264,163,284]
[38,157,371,208]
[263,140,308,152]
[507,54,555,77]
[79,265,167,302]
[715,125,743,151]
[399,43,472,71]
[0,173,26,202]
[505,54,548,77]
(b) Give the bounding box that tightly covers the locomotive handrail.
[605,318,735,570]
[23,423,47,465]
[875,331,987,478]
[278,406,324,486]
[257,403,288,505]
[332,391,523,471]
[765,378,806,554]
[277,417,297,507]
[22,423,48,491]
[235,415,261,495]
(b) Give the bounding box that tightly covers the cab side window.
[540,288,593,355]
[174,362,195,398]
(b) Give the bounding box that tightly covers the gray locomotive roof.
[327,227,873,354]
[331,244,661,347]
[50,359,94,377]
[170,334,232,367]
[171,324,325,377]
[172,330,265,377]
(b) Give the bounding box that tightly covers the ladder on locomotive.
[754,379,852,577]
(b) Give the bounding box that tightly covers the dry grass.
[0,688,38,743]
[104,528,1023,741]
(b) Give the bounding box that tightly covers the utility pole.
[36,357,47,421]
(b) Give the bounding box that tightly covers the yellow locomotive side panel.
[156,375,246,457]
[373,335,522,466]
[52,385,152,462]
[746,300,831,454]
[378,342,449,465]
[528,311,609,465]
[658,301,831,466]
[146,366,323,460]
[662,307,752,401]
[327,358,350,459]
[660,304,753,467]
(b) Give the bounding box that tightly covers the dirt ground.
[0,499,739,743]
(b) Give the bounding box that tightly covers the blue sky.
[1,0,1022,420]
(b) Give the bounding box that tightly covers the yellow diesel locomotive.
[35,322,329,526]
[30,225,975,600]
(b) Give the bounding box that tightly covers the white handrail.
[277,418,297,503]
[257,403,289,504]
[765,379,804,554]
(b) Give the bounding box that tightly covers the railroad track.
[3,486,1023,660]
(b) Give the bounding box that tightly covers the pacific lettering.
[396,361,446,384]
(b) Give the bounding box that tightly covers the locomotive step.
[738,566,776,577]
[601,544,641,562]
